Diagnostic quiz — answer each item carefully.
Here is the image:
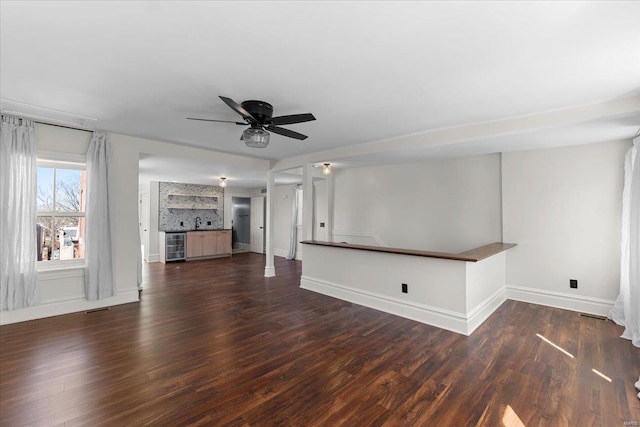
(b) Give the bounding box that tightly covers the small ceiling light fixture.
[322,163,332,175]
[242,127,270,148]
[219,177,227,188]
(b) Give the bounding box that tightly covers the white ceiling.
[138,153,312,187]
[1,1,639,186]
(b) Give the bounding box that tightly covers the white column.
[302,163,314,242]
[264,170,276,277]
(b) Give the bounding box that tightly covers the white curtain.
[609,136,640,347]
[84,131,115,300]
[286,186,300,260]
[0,115,38,310]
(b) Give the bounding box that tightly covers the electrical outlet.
[320,222,325,228]
[402,283,408,293]
[570,279,578,289]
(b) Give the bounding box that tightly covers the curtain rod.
[1,112,94,133]
[34,120,93,133]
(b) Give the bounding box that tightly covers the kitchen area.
[155,182,234,263]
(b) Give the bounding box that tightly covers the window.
[36,160,86,263]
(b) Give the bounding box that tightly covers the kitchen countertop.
[301,240,516,262]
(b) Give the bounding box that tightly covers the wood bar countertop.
[301,240,517,262]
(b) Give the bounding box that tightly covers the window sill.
[38,259,84,272]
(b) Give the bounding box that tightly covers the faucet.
[195,217,201,230]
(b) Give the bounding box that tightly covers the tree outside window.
[36,164,86,262]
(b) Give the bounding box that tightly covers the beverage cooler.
[165,232,186,261]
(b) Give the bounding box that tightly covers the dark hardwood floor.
[1,253,639,426]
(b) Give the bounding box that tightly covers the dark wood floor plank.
[1,253,639,426]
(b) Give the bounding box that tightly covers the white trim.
[147,253,160,263]
[331,229,387,246]
[38,266,84,281]
[264,265,276,277]
[466,287,507,335]
[300,275,470,335]
[0,290,139,325]
[37,211,85,217]
[38,259,84,273]
[37,152,86,166]
[506,285,614,316]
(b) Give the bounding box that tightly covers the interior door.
[250,196,265,254]
[139,193,150,261]
[232,197,251,249]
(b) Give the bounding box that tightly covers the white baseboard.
[264,265,276,277]
[0,289,140,325]
[147,253,160,263]
[301,275,470,335]
[506,285,614,316]
[466,287,507,335]
[234,242,250,251]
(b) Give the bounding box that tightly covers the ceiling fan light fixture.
[243,127,270,148]
[219,177,227,188]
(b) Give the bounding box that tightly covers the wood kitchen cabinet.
[215,230,232,255]
[186,230,232,260]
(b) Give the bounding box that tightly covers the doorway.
[232,197,251,252]
[139,192,149,261]
[250,196,265,254]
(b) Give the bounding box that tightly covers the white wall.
[302,243,466,307]
[502,140,631,314]
[332,154,502,252]
[272,184,296,258]
[302,244,470,334]
[314,179,330,241]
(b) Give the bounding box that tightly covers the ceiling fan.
[187,96,316,148]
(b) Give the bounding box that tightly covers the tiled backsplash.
[159,182,224,231]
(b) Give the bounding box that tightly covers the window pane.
[37,216,85,261]
[55,169,84,212]
[36,167,54,211]
[36,216,53,261]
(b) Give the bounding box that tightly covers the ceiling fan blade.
[266,125,308,140]
[187,117,246,125]
[219,96,256,123]
[270,113,316,126]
